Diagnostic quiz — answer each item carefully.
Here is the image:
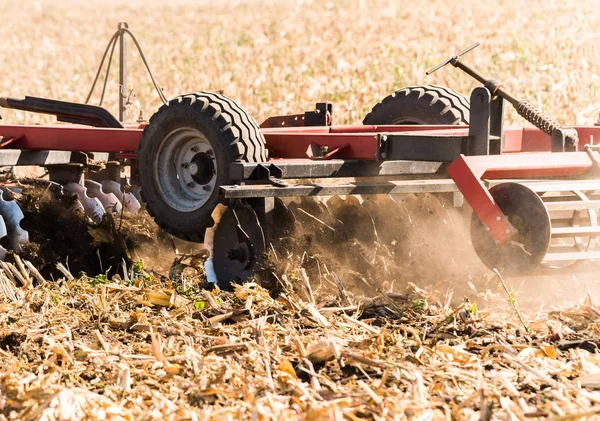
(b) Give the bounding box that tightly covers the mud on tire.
[363,85,470,125]
[137,92,267,242]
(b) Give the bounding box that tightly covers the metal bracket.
[552,128,579,152]
[468,87,491,156]
[239,163,288,187]
[259,102,332,128]
[584,144,600,177]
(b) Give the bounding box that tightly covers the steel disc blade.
[471,182,551,275]
[100,180,141,213]
[64,183,105,223]
[326,195,377,244]
[211,202,265,289]
[84,180,123,213]
[287,197,338,242]
[271,198,296,240]
[0,190,28,251]
[0,215,8,260]
[362,194,409,246]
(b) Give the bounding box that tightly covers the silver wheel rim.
[155,126,217,212]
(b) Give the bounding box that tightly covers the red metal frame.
[447,152,595,243]
[1,120,600,244]
[0,124,142,153]
[2,122,600,157]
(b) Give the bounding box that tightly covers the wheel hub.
[188,152,215,185]
[154,127,218,212]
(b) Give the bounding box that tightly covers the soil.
[266,193,488,297]
[10,182,175,280]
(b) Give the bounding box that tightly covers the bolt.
[496,216,502,221]
[190,146,198,153]
[506,229,511,234]
[212,169,216,174]
[181,163,189,169]
[207,149,213,156]
[187,182,195,188]
[202,185,210,191]
[485,226,491,232]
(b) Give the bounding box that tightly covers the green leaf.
[194,301,205,310]
[132,261,144,274]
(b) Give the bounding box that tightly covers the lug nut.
[181,163,189,168]
[207,149,213,156]
[187,182,195,188]
[202,185,210,191]
[190,146,198,153]
[496,216,502,221]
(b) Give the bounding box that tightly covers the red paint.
[0,124,142,152]
[448,152,595,243]
[264,132,379,159]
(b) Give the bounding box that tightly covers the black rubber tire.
[363,85,470,125]
[137,92,267,242]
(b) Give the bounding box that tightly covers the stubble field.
[2,0,600,420]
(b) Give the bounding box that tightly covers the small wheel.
[471,183,551,275]
[363,85,470,125]
[138,92,267,242]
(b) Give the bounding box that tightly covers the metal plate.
[211,201,265,289]
[471,182,551,275]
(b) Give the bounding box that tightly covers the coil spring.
[516,101,560,136]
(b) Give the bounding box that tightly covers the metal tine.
[0,189,29,251]
[100,180,141,213]
[64,183,105,223]
[84,180,123,214]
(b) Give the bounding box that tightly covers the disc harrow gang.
[2,26,600,289]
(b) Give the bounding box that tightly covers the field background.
[2,1,600,420]
[2,0,600,128]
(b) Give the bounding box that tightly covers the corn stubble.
[1,0,600,419]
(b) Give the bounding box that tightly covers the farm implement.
[1,25,599,288]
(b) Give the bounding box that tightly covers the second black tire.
[363,85,470,125]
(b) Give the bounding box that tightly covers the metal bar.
[551,226,600,237]
[230,159,445,180]
[263,132,379,160]
[118,22,128,122]
[1,96,123,128]
[259,124,466,135]
[0,124,141,152]
[446,154,514,243]
[381,134,468,161]
[463,153,593,179]
[468,87,491,156]
[221,179,458,199]
[543,200,600,211]
[489,96,504,154]
[542,251,600,262]
[0,150,76,166]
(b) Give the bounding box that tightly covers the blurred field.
[4,1,600,420]
[2,0,600,127]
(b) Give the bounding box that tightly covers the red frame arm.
[447,152,595,243]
